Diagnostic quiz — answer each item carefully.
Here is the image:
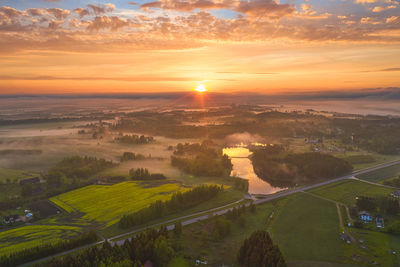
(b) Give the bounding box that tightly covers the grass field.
[0,167,38,182]
[343,227,399,266]
[180,192,347,266]
[356,163,400,182]
[0,225,82,256]
[50,181,188,227]
[309,180,392,205]
[180,201,276,265]
[270,193,344,264]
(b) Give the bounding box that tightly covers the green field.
[180,201,276,265]
[356,163,400,182]
[0,167,38,183]
[270,193,344,264]
[0,225,82,256]
[341,227,398,266]
[50,181,187,227]
[180,192,347,266]
[309,180,392,205]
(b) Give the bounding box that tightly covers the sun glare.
[195,84,207,92]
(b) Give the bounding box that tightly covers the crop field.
[0,224,82,256]
[308,180,392,205]
[356,163,400,182]
[269,193,343,264]
[50,181,187,227]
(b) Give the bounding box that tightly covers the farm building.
[19,177,40,186]
[376,215,384,228]
[390,191,400,198]
[359,211,372,223]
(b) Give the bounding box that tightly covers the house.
[376,215,384,228]
[390,191,400,198]
[359,211,372,223]
[26,213,33,220]
[19,177,40,186]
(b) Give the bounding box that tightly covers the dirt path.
[345,205,353,222]
[336,203,344,231]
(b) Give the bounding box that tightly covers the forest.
[171,142,232,177]
[251,147,353,187]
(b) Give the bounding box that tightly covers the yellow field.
[0,225,82,256]
[50,181,186,227]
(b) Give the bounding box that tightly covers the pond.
[223,146,286,195]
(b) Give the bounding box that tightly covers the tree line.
[0,231,98,267]
[129,168,166,180]
[37,227,174,267]
[47,156,116,182]
[252,149,353,187]
[119,185,224,228]
[115,134,154,145]
[171,142,232,177]
[120,152,146,162]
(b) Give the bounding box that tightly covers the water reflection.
[223,146,285,195]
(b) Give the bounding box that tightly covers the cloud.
[386,15,400,23]
[72,8,90,18]
[86,15,130,31]
[372,5,397,12]
[235,0,294,18]
[46,8,70,19]
[141,0,294,18]
[141,0,230,12]
[87,3,115,15]
[355,0,381,4]
[0,75,197,82]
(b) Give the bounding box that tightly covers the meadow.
[309,180,393,205]
[356,163,400,182]
[0,167,38,183]
[50,181,187,227]
[0,224,83,257]
[180,193,346,266]
[269,193,344,265]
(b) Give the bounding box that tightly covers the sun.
[195,84,207,92]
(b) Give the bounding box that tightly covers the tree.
[153,237,174,267]
[237,230,286,267]
[174,221,183,237]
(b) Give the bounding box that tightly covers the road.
[19,159,400,266]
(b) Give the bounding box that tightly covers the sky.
[0,0,399,94]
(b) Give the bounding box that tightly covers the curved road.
[19,159,400,266]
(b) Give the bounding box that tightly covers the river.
[223,146,286,195]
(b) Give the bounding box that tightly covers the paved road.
[19,159,400,266]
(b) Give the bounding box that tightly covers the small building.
[390,191,400,198]
[359,211,372,223]
[376,215,384,228]
[26,213,33,220]
[19,177,40,186]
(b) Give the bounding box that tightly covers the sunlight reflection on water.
[223,146,286,195]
